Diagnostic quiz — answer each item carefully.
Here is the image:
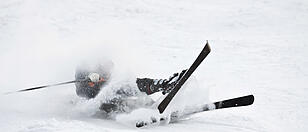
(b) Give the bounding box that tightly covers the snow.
[1,0,308,131]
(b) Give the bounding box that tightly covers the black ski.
[136,94,254,128]
[158,42,211,114]
[182,94,254,116]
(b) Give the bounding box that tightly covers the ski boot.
[136,70,187,95]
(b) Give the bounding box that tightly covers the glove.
[88,73,100,82]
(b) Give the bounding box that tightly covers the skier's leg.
[99,87,156,114]
[99,98,123,113]
[136,69,187,95]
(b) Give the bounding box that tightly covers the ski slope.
[0,0,308,131]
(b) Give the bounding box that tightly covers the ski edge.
[158,42,211,114]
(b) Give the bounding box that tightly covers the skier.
[74,63,186,114]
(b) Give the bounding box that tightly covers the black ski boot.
[136,70,187,95]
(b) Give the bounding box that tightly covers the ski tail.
[158,42,211,113]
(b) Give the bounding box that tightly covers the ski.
[137,95,254,128]
[158,42,211,114]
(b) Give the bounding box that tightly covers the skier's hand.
[88,73,100,82]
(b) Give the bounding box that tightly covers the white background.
[0,0,307,131]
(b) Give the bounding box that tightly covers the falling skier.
[74,61,187,115]
[75,42,210,117]
[6,42,254,127]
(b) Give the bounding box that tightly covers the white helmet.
[88,73,100,82]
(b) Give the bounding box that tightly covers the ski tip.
[205,41,211,53]
[244,94,255,105]
[249,94,255,105]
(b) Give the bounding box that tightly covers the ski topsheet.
[136,95,254,128]
[158,42,211,114]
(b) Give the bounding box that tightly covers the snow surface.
[1,0,308,131]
